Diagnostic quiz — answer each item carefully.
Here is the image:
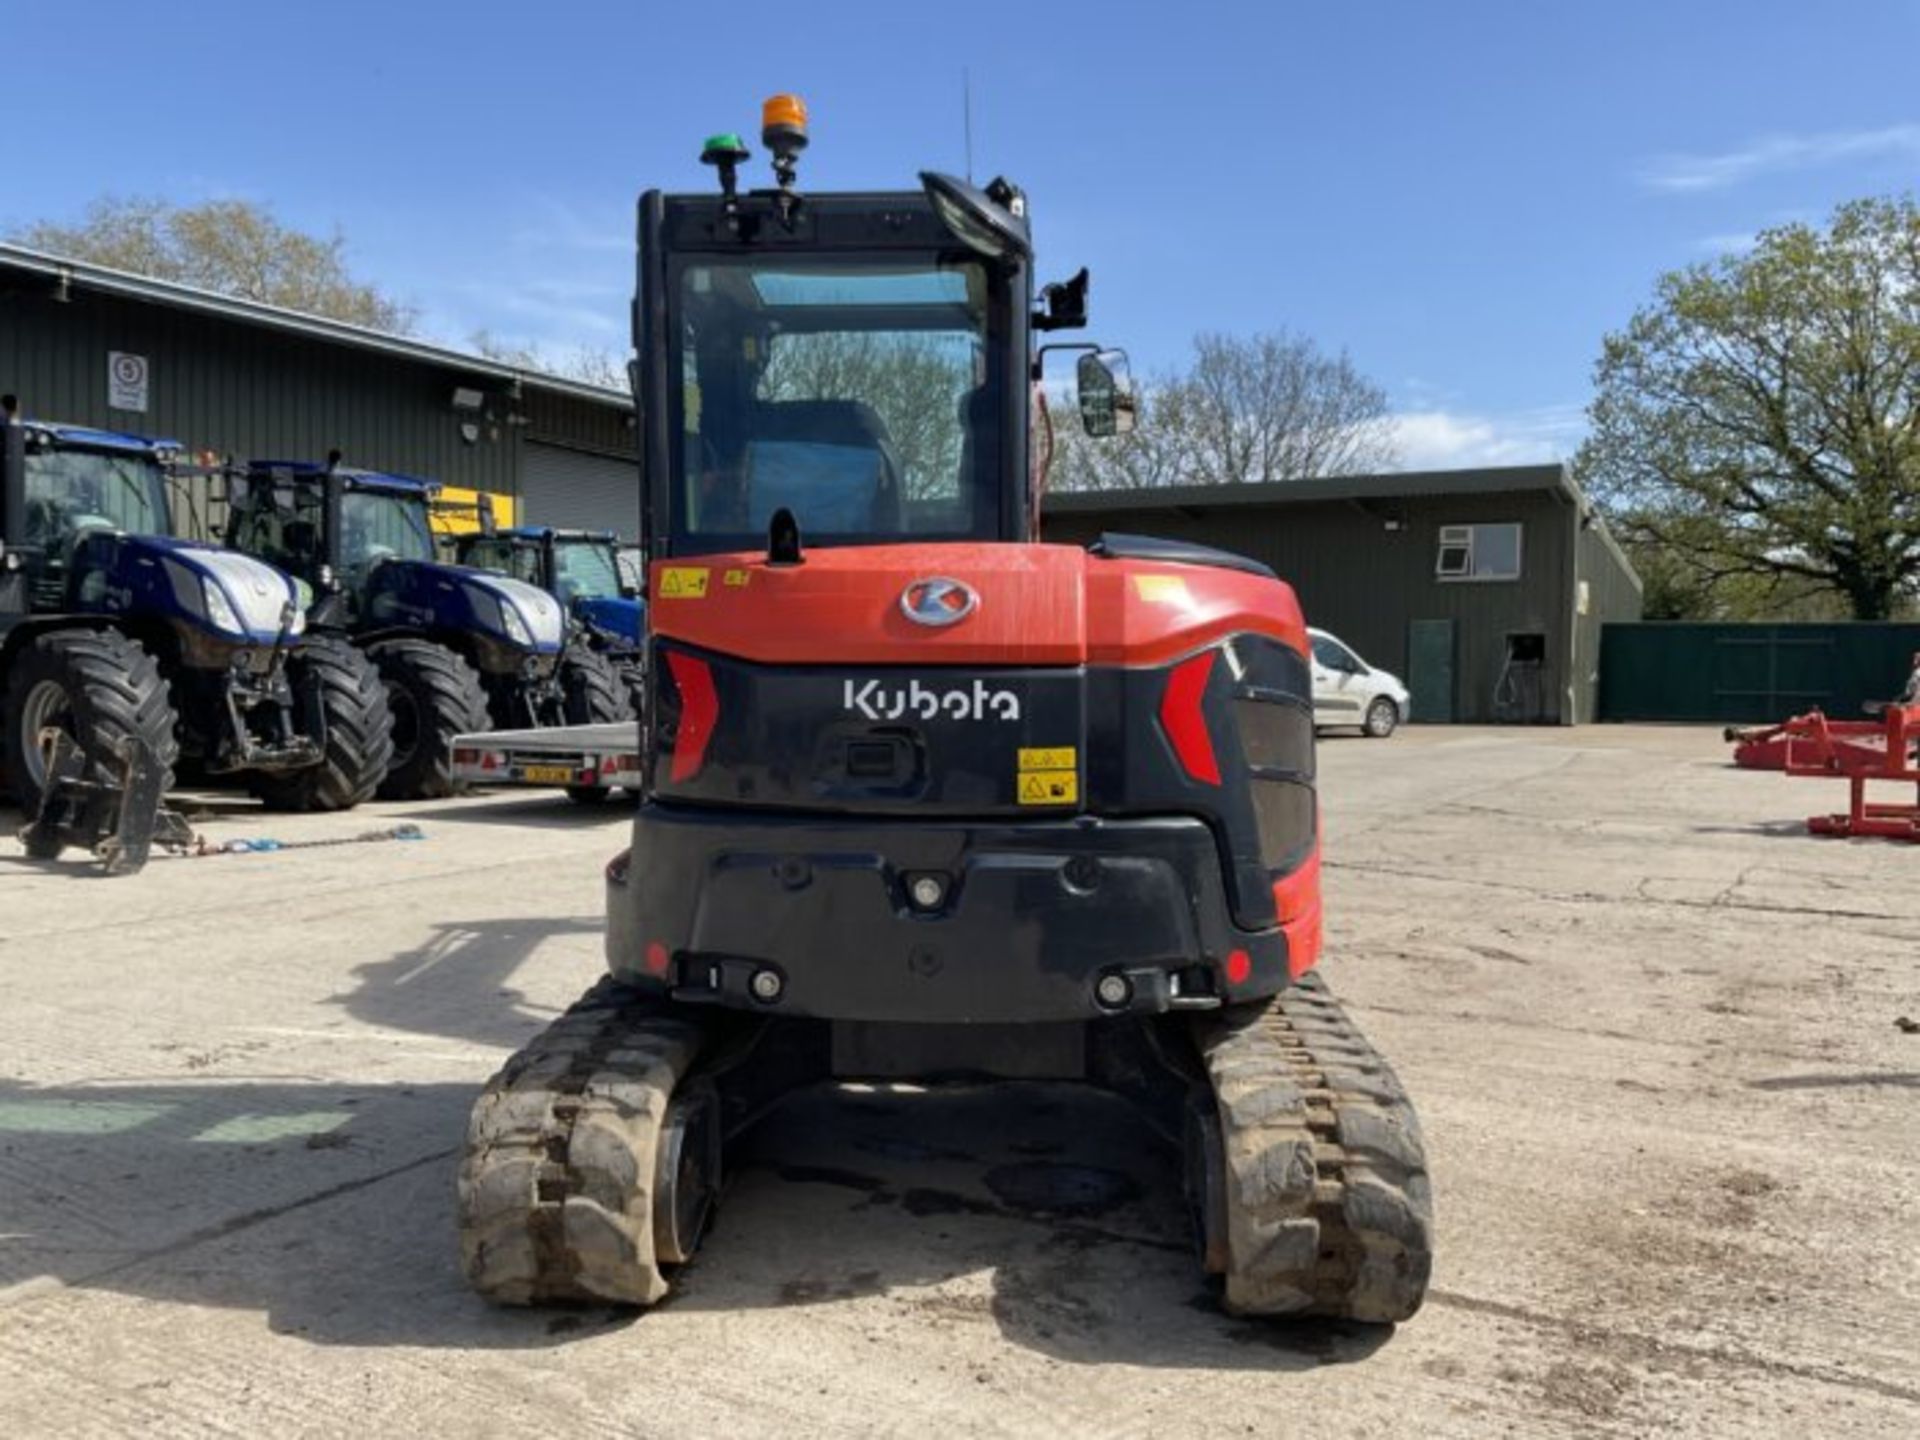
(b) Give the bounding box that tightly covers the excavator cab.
[643,187,1030,555]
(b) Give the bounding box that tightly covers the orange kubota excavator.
[457,96,1433,1323]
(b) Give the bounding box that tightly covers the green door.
[1408,619,1455,723]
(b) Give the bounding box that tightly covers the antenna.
[962,68,974,182]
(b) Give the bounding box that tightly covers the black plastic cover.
[1087,532,1276,579]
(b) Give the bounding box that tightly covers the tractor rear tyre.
[368,638,490,801]
[617,660,646,715]
[250,636,397,812]
[560,646,635,807]
[560,646,635,726]
[2,629,180,817]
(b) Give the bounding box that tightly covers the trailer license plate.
[522,764,576,784]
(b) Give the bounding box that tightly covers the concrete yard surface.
[0,726,1916,1437]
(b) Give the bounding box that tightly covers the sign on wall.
[108,352,149,412]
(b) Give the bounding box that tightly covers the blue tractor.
[223,459,626,799]
[0,399,393,828]
[452,525,645,707]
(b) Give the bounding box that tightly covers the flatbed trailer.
[451,722,641,795]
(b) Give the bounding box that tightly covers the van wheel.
[1364,697,1400,738]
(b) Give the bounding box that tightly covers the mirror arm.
[1032,341,1100,383]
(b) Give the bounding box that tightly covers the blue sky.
[8,0,1919,468]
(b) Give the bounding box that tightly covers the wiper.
[113,460,164,532]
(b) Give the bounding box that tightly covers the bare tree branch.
[15,195,415,333]
[1052,329,1396,492]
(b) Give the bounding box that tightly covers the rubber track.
[1191,970,1433,1322]
[251,636,395,812]
[459,977,705,1305]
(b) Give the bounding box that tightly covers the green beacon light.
[700,133,752,229]
[700,133,750,168]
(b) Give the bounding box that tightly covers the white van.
[1309,627,1411,737]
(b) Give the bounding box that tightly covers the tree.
[1049,330,1397,492]
[14,196,414,333]
[1611,520,1848,621]
[1579,196,1920,621]
[758,330,975,501]
[469,330,628,390]
[1047,375,1198,493]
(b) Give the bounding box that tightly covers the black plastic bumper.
[605,804,1291,1023]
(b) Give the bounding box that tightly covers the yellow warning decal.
[658,567,710,599]
[1018,770,1079,806]
[1018,746,1078,772]
[1132,574,1190,604]
[723,568,752,588]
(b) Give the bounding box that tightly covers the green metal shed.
[1043,466,1643,725]
[0,242,638,536]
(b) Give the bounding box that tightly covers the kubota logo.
[900,577,978,627]
[843,678,1021,723]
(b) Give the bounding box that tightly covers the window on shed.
[1436,522,1522,581]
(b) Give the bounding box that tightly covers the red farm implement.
[1741,705,1920,840]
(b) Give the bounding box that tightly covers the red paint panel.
[1159,649,1221,786]
[1272,842,1323,980]
[648,543,1309,669]
[664,650,718,782]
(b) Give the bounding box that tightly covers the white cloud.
[1385,405,1586,471]
[460,279,622,336]
[1638,123,1920,193]
[510,194,630,253]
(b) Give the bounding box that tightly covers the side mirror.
[1077,350,1138,438]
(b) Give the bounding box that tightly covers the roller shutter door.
[519,442,640,535]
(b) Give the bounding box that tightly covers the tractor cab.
[1,409,304,653]
[458,526,642,643]
[2,418,177,610]
[225,462,436,624]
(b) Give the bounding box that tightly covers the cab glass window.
[670,255,1002,550]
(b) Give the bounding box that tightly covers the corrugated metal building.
[0,243,639,537]
[1043,466,1643,724]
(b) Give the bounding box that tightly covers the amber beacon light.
[761,93,809,146]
